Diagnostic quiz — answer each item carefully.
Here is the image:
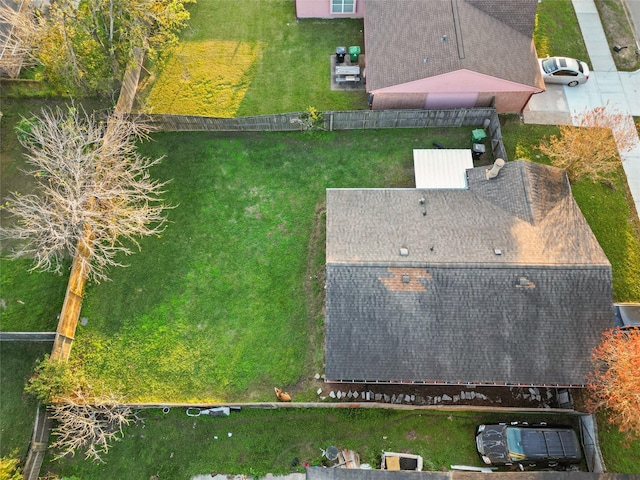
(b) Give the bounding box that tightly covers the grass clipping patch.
[145,40,263,117]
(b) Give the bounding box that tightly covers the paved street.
[624,0,640,41]
[524,0,640,216]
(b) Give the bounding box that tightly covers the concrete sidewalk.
[524,0,640,217]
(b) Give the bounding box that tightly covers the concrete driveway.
[522,0,640,216]
[522,84,572,125]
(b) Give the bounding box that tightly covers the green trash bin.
[471,128,487,143]
[349,45,361,62]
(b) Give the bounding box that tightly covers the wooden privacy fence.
[22,45,147,480]
[142,107,508,161]
[0,332,56,341]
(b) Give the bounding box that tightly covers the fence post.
[22,405,52,480]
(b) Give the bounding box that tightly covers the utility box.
[349,45,361,62]
[472,143,486,160]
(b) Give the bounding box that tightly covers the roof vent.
[516,276,536,289]
[486,158,505,180]
[494,248,502,256]
[400,247,409,257]
[402,274,410,283]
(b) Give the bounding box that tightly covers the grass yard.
[597,412,640,473]
[71,128,469,403]
[534,0,591,62]
[0,259,66,332]
[2,123,639,471]
[145,40,264,116]
[0,342,51,459]
[141,0,368,117]
[42,407,581,479]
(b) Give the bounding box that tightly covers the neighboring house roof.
[325,161,612,387]
[307,468,638,480]
[372,69,541,94]
[364,0,544,92]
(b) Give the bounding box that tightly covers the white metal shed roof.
[413,149,473,189]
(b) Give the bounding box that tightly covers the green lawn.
[2,0,640,470]
[42,408,581,479]
[0,342,51,459]
[597,412,640,472]
[71,128,469,403]
[0,260,67,332]
[2,124,639,472]
[595,0,640,71]
[141,0,368,116]
[534,0,591,62]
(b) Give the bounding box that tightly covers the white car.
[538,56,590,86]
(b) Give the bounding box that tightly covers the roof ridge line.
[451,0,465,59]
[519,161,537,225]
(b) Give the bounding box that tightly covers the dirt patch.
[405,429,418,441]
[284,202,327,399]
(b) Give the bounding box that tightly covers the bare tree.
[0,105,170,283]
[49,388,138,462]
[0,0,42,76]
[538,103,639,182]
[24,355,136,462]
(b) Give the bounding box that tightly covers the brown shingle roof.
[324,161,612,386]
[327,162,610,267]
[364,0,543,91]
[467,0,538,37]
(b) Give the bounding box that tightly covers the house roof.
[324,161,612,386]
[326,162,610,266]
[364,0,544,92]
[372,69,542,94]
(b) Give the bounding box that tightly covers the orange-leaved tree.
[586,328,640,439]
[538,103,639,182]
